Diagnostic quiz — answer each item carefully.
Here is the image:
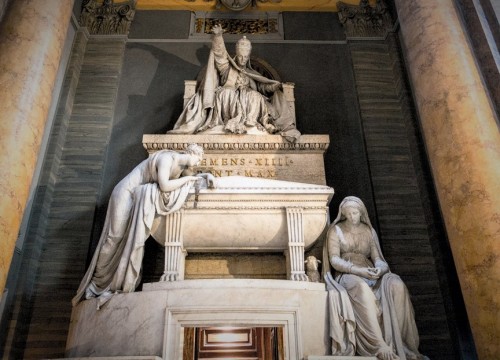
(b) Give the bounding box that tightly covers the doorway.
[183,326,285,360]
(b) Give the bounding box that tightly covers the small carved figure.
[169,24,300,141]
[72,144,215,308]
[305,255,321,282]
[324,196,427,360]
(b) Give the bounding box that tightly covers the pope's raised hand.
[212,24,224,35]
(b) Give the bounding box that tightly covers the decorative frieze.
[337,0,392,38]
[195,17,279,35]
[79,0,136,35]
[190,11,283,39]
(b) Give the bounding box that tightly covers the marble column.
[0,0,74,295]
[395,0,500,358]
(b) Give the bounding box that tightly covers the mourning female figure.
[324,196,427,360]
[72,144,214,308]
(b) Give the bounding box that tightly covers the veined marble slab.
[66,279,330,359]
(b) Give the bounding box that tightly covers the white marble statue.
[168,24,301,141]
[72,144,214,308]
[324,196,427,360]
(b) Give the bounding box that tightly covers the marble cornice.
[142,134,330,153]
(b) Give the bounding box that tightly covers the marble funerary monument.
[66,15,427,360]
[3,0,500,358]
[67,25,336,360]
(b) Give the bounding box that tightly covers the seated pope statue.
[168,24,301,141]
[72,144,214,308]
[324,196,428,360]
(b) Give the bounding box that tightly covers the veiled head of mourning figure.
[334,196,373,229]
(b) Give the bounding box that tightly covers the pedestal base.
[66,279,331,359]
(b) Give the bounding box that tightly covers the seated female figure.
[326,196,427,360]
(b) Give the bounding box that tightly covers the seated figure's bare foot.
[376,347,399,360]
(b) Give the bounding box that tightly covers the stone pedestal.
[66,280,330,359]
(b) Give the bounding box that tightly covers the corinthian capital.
[337,0,393,38]
[79,0,136,35]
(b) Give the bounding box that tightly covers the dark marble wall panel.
[283,12,345,41]
[129,10,191,39]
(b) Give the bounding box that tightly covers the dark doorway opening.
[183,326,284,360]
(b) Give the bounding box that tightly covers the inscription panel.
[143,134,330,185]
[198,153,324,184]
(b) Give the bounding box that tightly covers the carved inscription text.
[197,155,293,179]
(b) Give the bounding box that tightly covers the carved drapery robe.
[324,196,425,359]
[169,33,300,141]
[72,151,195,308]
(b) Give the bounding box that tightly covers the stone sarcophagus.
[150,176,334,281]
